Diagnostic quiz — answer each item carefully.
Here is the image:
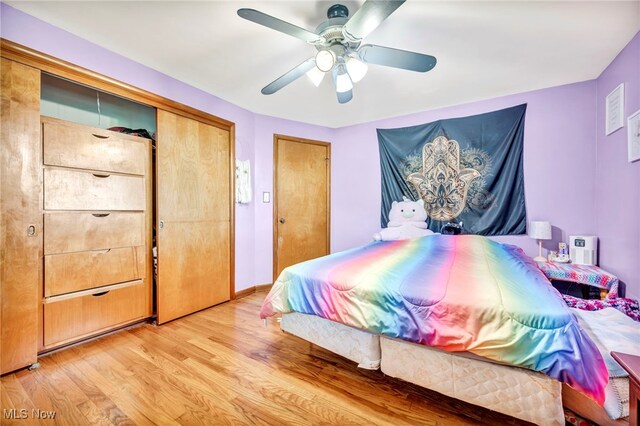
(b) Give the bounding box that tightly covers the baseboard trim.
[233,287,256,299]
[255,283,273,292]
[233,283,273,300]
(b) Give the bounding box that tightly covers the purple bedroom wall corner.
[595,31,640,299]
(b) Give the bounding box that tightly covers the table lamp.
[529,221,551,262]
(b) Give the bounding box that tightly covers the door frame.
[273,134,331,282]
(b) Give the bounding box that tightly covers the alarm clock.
[569,236,598,265]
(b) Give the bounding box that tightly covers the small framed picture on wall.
[606,83,624,135]
[628,109,640,162]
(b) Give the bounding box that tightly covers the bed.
[281,311,564,424]
[280,310,631,425]
[261,235,636,424]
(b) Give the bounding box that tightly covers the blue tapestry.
[377,104,527,236]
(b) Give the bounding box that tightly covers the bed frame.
[280,312,628,426]
[562,386,628,426]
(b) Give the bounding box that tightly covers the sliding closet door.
[156,110,231,324]
[0,59,41,373]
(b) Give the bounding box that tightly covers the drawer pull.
[91,133,110,139]
[91,213,110,218]
[43,279,142,304]
[92,173,111,178]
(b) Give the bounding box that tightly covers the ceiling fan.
[237,1,437,104]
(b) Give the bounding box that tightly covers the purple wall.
[595,32,640,298]
[332,82,598,258]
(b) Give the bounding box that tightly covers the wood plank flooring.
[1,293,529,425]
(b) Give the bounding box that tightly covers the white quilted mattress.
[280,313,564,424]
[280,311,630,424]
[280,313,380,369]
[380,336,565,425]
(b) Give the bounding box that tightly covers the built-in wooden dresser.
[40,116,153,350]
[1,47,234,374]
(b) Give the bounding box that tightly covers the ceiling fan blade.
[261,58,316,95]
[358,44,437,72]
[337,90,353,104]
[342,0,405,42]
[238,8,324,44]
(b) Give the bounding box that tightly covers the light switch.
[262,192,270,203]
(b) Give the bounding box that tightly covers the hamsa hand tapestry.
[377,104,526,236]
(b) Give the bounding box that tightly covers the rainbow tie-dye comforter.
[261,235,608,404]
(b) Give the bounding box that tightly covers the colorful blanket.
[563,294,640,322]
[261,235,608,404]
[537,261,619,298]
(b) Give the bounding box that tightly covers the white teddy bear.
[373,197,435,241]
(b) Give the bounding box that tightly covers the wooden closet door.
[156,110,231,324]
[0,59,41,374]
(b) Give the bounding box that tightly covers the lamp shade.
[335,65,353,93]
[529,221,551,240]
[346,56,368,83]
[315,50,335,72]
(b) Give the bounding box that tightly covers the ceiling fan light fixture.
[315,49,335,72]
[306,66,325,87]
[335,66,353,93]
[346,56,368,83]
[238,2,436,103]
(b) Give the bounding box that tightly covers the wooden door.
[274,135,330,279]
[156,110,232,324]
[0,59,41,374]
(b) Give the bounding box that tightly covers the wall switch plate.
[262,192,270,203]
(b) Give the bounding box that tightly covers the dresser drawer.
[42,118,148,175]
[45,246,145,297]
[43,281,146,348]
[44,168,145,211]
[44,212,144,255]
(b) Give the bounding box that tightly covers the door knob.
[279,217,286,224]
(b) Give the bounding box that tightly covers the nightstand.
[537,262,619,300]
[611,352,639,426]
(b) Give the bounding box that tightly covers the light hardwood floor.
[1,293,529,425]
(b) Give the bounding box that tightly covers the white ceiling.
[6,1,640,128]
